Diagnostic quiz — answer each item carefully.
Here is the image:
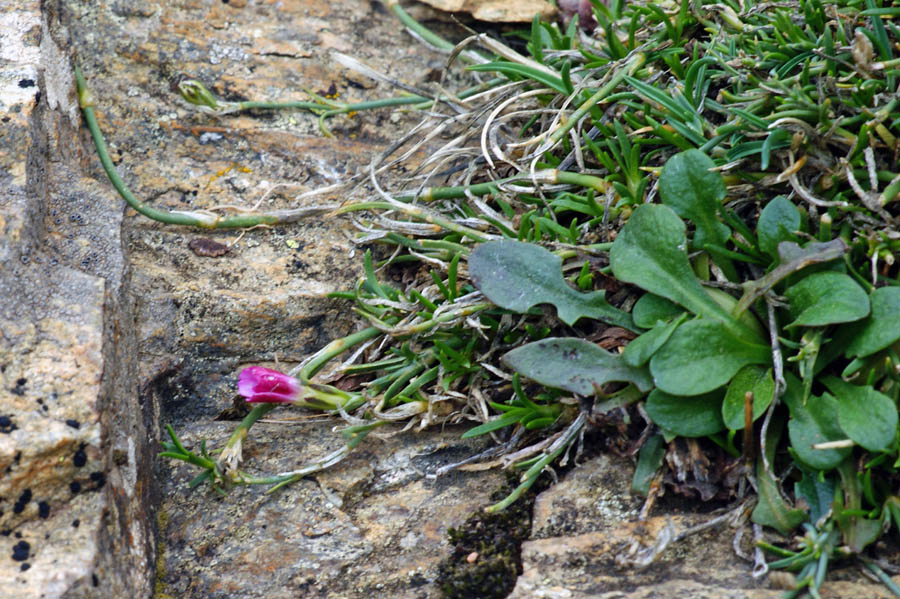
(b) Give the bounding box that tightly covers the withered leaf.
[189,238,229,257]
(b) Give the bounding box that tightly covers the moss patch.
[436,473,552,599]
[153,506,174,599]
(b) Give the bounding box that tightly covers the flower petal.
[238,366,301,403]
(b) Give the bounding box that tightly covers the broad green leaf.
[754,464,806,535]
[469,239,635,330]
[645,388,725,437]
[784,379,849,470]
[502,337,654,395]
[705,288,767,345]
[794,468,835,525]
[784,271,870,328]
[649,318,771,395]
[632,293,683,328]
[657,149,730,251]
[631,434,666,496]
[609,204,738,330]
[622,314,686,367]
[836,510,882,554]
[751,416,806,535]
[822,377,898,452]
[721,365,774,430]
[844,286,900,358]
[757,196,800,259]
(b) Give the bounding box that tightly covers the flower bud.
[178,80,222,110]
[238,366,303,403]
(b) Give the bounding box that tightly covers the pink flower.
[238,366,303,403]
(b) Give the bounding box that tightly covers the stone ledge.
[0,0,155,596]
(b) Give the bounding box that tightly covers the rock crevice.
[0,1,155,596]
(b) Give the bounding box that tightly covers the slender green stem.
[320,95,431,116]
[384,0,454,52]
[420,239,471,254]
[412,77,505,109]
[338,200,492,242]
[76,66,316,229]
[183,77,505,117]
[222,404,277,454]
[485,412,586,513]
[756,540,798,558]
[418,180,507,201]
[239,100,333,111]
[861,558,900,597]
[549,53,646,145]
[556,171,611,194]
[298,326,383,380]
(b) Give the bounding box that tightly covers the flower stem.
[180,75,504,118]
[485,411,586,513]
[548,53,646,145]
[223,403,277,455]
[383,0,454,52]
[75,66,331,229]
[264,421,386,492]
[298,326,383,380]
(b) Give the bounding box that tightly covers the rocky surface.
[1,0,155,596]
[62,0,510,597]
[415,0,556,22]
[509,453,899,599]
[4,0,900,598]
[155,411,502,598]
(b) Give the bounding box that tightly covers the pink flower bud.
[238,366,302,403]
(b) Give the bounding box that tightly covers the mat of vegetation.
[79,0,900,596]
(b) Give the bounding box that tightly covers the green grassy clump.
[103,0,900,595]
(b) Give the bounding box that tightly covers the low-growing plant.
[79,0,900,595]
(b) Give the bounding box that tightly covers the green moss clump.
[154,507,174,599]
[436,474,550,599]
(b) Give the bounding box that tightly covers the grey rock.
[44,0,506,597]
[10,0,896,598]
[510,453,899,599]
[1,1,154,597]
